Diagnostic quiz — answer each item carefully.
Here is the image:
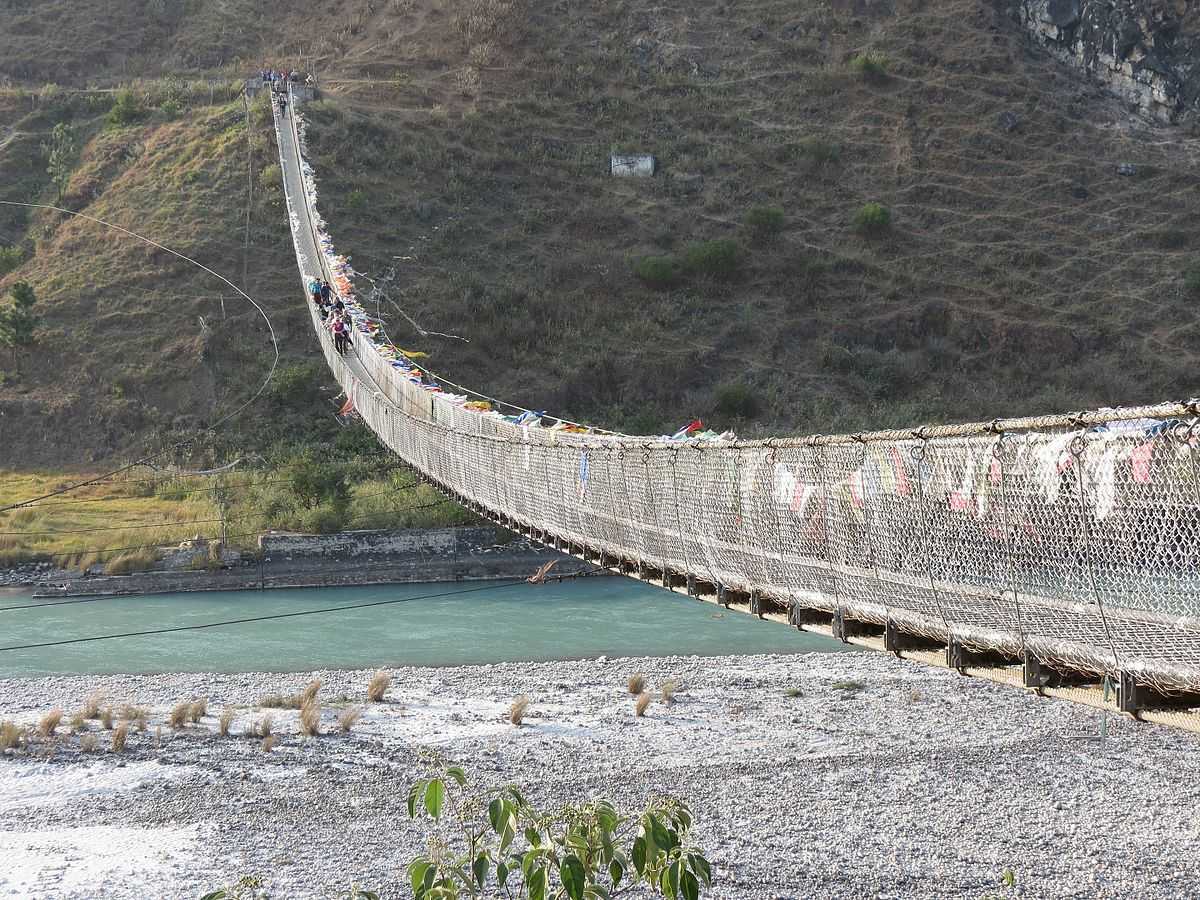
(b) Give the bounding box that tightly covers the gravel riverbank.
[2,653,1199,899]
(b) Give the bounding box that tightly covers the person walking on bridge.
[331,315,348,355]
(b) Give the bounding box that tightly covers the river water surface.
[0,578,845,677]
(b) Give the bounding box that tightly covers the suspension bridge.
[272,86,1200,733]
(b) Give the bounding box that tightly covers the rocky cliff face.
[1003,0,1200,122]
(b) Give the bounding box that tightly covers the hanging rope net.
[272,89,1200,697]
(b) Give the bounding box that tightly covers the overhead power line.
[0,580,529,652]
[0,199,281,515]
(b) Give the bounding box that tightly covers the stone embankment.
[1004,0,1200,122]
[9,527,591,598]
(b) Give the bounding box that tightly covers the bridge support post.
[717,584,729,609]
[831,608,849,643]
[749,590,763,618]
[686,575,697,597]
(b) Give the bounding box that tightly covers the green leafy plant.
[43,122,78,201]
[0,281,40,368]
[743,205,785,237]
[199,874,266,900]
[713,382,760,420]
[1183,262,1200,296]
[405,765,712,899]
[107,88,144,127]
[682,239,741,279]
[633,255,681,289]
[849,52,888,81]
[852,202,891,235]
[0,246,22,276]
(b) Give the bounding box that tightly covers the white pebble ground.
[1,653,1198,898]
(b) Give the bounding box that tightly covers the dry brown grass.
[111,722,128,753]
[635,693,651,717]
[82,694,102,719]
[38,708,63,737]
[188,698,207,723]
[218,707,235,736]
[660,680,678,705]
[80,733,98,753]
[337,706,363,733]
[627,674,645,695]
[367,670,391,702]
[0,720,22,749]
[301,680,322,703]
[299,700,321,737]
[509,694,530,726]
[99,707,113,730]
[120,705,149,732]
[259,713,274,738]
[261,735,277,753]
[69,710,87,734]
[168,702,189,729]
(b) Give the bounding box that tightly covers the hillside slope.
[2,0,1199,469]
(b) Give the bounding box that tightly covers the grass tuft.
[38,708,63,738]
[299,700,321,737]
[69,710,87,734]
[83,694,103,719]
[121,705,149,732]
[1,720,22,749]
[337,706,363,733]
[852,202,891,235]
[832,679,864,692]
[262,735,277,753]
[509,695,530,726]
[367,671,391,703]
[219,707,235,736]
[100,707,114,730]
[660,680,677,705]
[80,733,98,753]
[635,693,651,717]
[112,722,128,753]
[188,698,208,723]
[302,679,322,703]
[627,674,646,695]
[169,702,190,729]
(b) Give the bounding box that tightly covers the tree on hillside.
[0,281,40,369]
[43,123,77,202]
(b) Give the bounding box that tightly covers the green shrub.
[404,765,713,899]
[683,239,742,278]
[269,362,322,405]
[849,52,889,81]
[0,246,23,277]
[299,503,348,534]
[714,382,760,420]
[1184,263,1200,295]
[633,255,681,288]
[107,89,144,127]
[797,138,841,165]
[744,205,785,237]
[347,189,368,209]
[852,202,891,235]
[258,163,282,192]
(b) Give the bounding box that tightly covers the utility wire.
[0,199,280,514]
[0,580,529,652]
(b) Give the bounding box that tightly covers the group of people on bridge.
[309,277,354,356]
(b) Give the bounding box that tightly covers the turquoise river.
[0,577,846,677]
